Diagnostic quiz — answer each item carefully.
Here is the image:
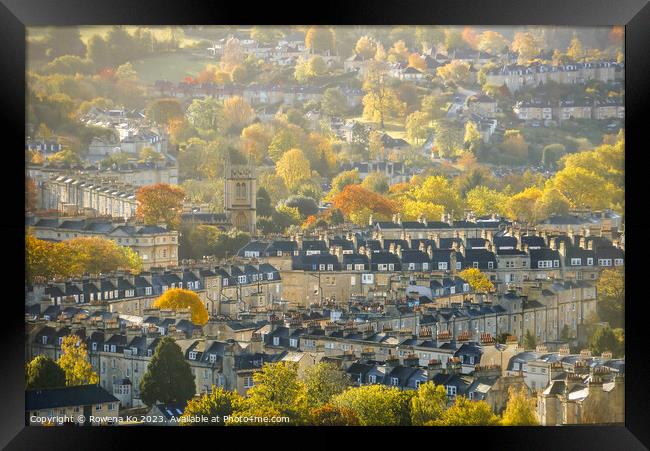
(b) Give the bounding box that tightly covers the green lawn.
[131,53,215,84]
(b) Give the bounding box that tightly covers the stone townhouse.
[485,61,616,93]
[26,385,120,426]
[537,367,624,425]
[28,323,289,405]
[26,263,282,318]
[555,98,594,122]
[41,175,137,219]
[27,216,179,269]
[467,94,498,118]
[593,97,625,120]
[513,99,554,122]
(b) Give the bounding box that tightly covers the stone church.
[224,165,257,234]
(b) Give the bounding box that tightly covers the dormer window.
[289,338,298,348]
[209,354,217,363]
[131,347,138,355]
[92,342,97,351]
[110,345,116,353]
[273,337,280,346]
[488,261,494,269]
[368,374,377,384]
[104,345,109,352]
[58,337,63,345]
[391,377,399,386]
[41,336,47,345]
[147,349,152,357]
[145,287,152,295]
[189,351,197,360]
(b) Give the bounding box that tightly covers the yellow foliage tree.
[153,288,209,326]
[501,386,539,426]
[276,148,312,192]
[459,268,495,293]
[57,335,99,387]
[506,186,543,224]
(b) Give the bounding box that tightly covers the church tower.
[224,165,257,234]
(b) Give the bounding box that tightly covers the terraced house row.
[26,263,282,317]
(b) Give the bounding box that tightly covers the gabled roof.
[26,385,118,410]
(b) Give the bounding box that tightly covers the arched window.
[241,182,247,199]
[235,183,241,198]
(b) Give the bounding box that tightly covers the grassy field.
[27,26,202,48]
[130,53,214,84]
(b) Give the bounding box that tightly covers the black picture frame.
[2,0,648,448]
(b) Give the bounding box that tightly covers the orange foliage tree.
[330,185,397,226]
[153,288,209,326]
[136,183,185,229]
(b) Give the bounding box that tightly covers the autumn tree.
[331,185,397,226]
[388,40,410,61]
[362,60,405,129]
[361,172,390,194]
[410,382,447,426]
[136,183,185,229]
[355,36,377,59]
[305,27,335,55]
[332,385,413,426]
[328,170,361,198]
[309,404,360,426]
[140,337,196,406]
[241,123,273,164]
[406,111,429,144]
[506,187,543,224]
[566,36,584,61]
[223,96,254,134]
[411,176,464,217]
[304,362,351,407]
[500,130,529,161]
[231,362,308,424]
[432,120,464,157]
[432,396,499,426]
[466,186,508,217]
[477,31,509,55]
[407,53,427,71]
[436,60,470,85]
[415,26,445,52]
[221,37,244,72]
[57,335,99,387]
[276,148,312,192]
[153,288,209,326]
[186,97,222,132]
[512,32,542,64]
[26,355,66,390]
[25,235,141,283]
[501,386,538,425]
[146,98,184,128]
[181,386,240,426]
[535,186,571,220]
[459,268,495,294]
[597,268,625,328]
[464,121,483,155]
[524,330,537,350]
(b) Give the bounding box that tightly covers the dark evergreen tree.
[26,355,66,390]
[140,337,196,406]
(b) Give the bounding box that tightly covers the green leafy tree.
[432,396,499,426]
[140,337,196,406]
[26,355,66,390]
[304,362,351,407]
[321,87,348,117]
[332,385,412,426]
[410,382,447,425]
[596,268,625,328]
[361,172,389,194]
[524,330,537,350]
[589,325,623,358]
[57,335,99,387]
[233,362,308,424]
[181,386,240,426]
